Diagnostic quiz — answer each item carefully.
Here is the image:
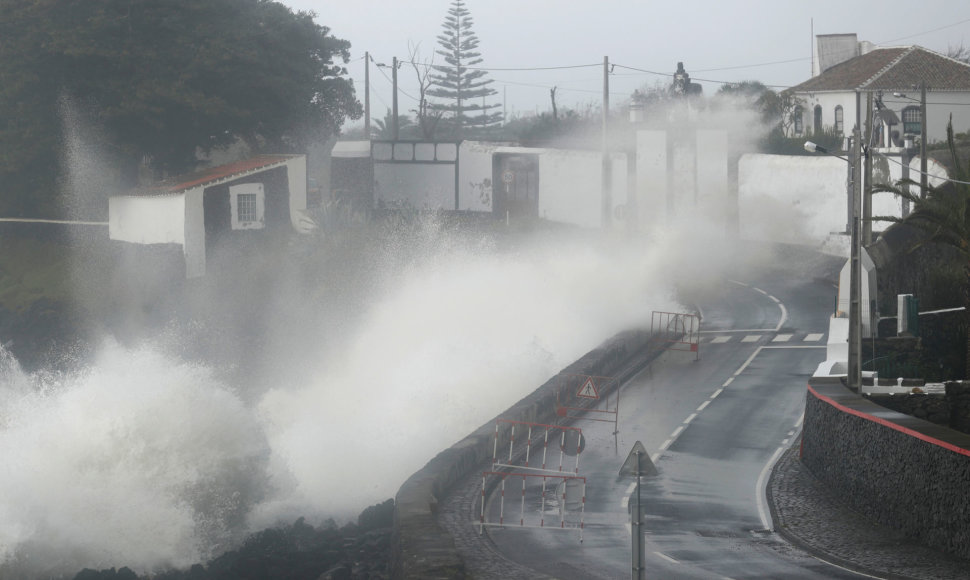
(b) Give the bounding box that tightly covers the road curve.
[442,247,868,579]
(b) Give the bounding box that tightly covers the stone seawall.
[391,329,659,579]
[802,378,970,559]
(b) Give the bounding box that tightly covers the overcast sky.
[281,1,969,125]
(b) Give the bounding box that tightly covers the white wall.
[537,149,627,229]
[797,91,970,145]
[285,155,307,220]
[183,186,205,279]
[457,141,502,212]
[109,194,185,244]
[374,163,456,210]
[794,92,855,140]
[739,154,847,245]
[636,131,667,230]
[696,130,729,224]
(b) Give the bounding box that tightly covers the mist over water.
[0,217,707,575]
[0,93,754,576]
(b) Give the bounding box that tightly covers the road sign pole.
[620,441,655,579]
[632,451,643,580]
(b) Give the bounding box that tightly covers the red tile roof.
[791,46,970,93]
[130,155,299,196]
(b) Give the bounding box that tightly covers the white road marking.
[735,347,764,376]
[757,445,786,530]
[712,388,724,398]
[650,452,661,463]
[769,295,780,303]
[773,298,789,331]
[684,413,698,424]
[654,551,680,564]
[660,439,673,451]
[812,556,888,579]
[711,336,731,344]
[696,400,711,411]
[670,425,684,439]
[742,334,761,342]
[700,328,777,333]
[772,334,793,342]
[722,377,734,387]
[804,333,824,342]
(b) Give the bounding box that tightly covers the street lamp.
[892,84,928,198]
[805,135,863,392]
[376,57,401,140]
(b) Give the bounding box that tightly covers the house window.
[834,105,844,133]
[813,105,823,134]
[229,183,265,229]
[793,106,803,135]
[902,106,921,135]
[237,194,259,223]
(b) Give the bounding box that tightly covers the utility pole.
[364,52,371,139]
[392,56,399,141]
[602,56,612,229]
[920,81,928,198]
[849,91,863,392]
[863,91,873,246]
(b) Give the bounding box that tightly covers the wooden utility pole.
[863,91,873,246]
[364,52,371,138]
[849,91,863,392]
[602,56,612,229]
[920,81,928,198]
[392,56,399,141]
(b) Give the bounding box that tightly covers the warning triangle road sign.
[576,377,599,399]
[618,440,659,477]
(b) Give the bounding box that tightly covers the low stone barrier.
[391,329,658,579]
[802,377,970,559]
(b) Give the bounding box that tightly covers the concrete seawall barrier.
[392,329,660,578]
[803,377,970,560]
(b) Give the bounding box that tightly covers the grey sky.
[281,1,968,124]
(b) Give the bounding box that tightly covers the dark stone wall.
[391,330,658,579]
[802,379,970,559]
[867,382,970,435]
[871,309,966,381]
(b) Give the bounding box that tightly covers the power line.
[611,63,792,89]
[875,17,970,46]
[871,149,970,185]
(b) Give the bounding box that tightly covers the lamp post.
[805,136,863,391]
[893,84,928,198]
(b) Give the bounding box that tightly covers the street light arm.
[805,141,849,162]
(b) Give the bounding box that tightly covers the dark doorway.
[493,153,539,221]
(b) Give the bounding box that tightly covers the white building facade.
[790,35,970,147]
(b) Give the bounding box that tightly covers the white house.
[790,34,970,146]
[109,154,309,278]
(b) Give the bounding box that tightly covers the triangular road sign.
[618,440,658,477]
[576,377,599,399]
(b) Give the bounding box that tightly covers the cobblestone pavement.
[440,441,970,579]
[438,469,555,579]
[768,442,970,580]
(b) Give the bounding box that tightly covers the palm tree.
[872,117,970,375]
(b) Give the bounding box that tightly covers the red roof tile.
[131,155,299,196]
[791,46,970,93]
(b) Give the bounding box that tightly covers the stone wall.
[802,378,970,559]
[866,383,970,434]
[391,329,659,579]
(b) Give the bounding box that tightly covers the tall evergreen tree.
[428,0,501,138]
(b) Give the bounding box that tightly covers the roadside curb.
[767,440,969,580]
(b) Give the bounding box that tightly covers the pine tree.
[428,0,502,138]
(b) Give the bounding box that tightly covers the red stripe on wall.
[807,383,970,458]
